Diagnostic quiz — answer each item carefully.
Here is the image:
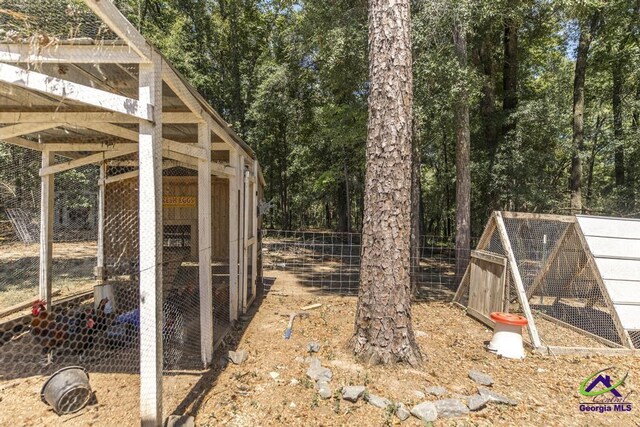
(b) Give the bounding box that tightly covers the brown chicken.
[30,300,69,365]
[30,299,109,365]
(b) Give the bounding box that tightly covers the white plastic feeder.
[487,312,528,359]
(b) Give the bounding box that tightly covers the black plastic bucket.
[41,366,92,415]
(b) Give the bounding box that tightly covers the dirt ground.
[0,241,97,308]
[1,268,639,426]
[191,269,640,426]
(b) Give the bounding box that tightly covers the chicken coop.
[0,1,264,425]
[454,211,640,356]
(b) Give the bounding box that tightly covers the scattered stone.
[410,402,437,423]
[289,402,297,409]
[342,385,366,402]
[294,356,305,364]
[415,330,428,338]
[478,387,518,406]
[425,386,447,397]
[290,378,300,386]
[228,349,248,365]
[434,399,470,418]
[366,393,392,409]
[218,355,228,369]
[269,372,280,380]
[396,403,411,421]
[166,415,194,427]
[307,365,332,382]
[536,367,546,373]
[316,381,332,399]
[466,394,491,411]
[305,356,321,369]
[468,370,494,386]
[412,390,426,400]
[307,341,321,353]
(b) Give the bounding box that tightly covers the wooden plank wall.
[104,175,230,270]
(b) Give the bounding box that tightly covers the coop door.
[468,250,507,327]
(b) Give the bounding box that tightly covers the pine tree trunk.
[502,17,518,137]
[570,14,599,213]
[351,0,421,366]
[613,64,624,187]
[453,23,471,282]
[410,121,421,297]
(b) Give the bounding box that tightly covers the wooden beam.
[501,211,576,223]
[82,0,151,60]
[39,147,137,176]
[526,223,574,299]
[0,111,198,124]
[96,163,106,284]
[198,122,214,366]
[3,136,42,151]
[229,151,239,322]
[251,160,259,303]
[164,139,206,159]
[39,150,54,307]
[0,43,144,64]
[495,211,542,348]
[535,345,640,357]
[0,123,61,139]
[137,57,163,427]
[0,63,152,120]
[42,142,138,152]
[241,164,249,313]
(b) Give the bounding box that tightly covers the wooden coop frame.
[0,1,265,424]
[454,211,640,357]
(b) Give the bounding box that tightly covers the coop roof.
[0,0,265,185]
[576,215,640,331]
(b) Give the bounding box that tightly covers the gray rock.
[478,387,518,406]
[396,403,411,421]
[342,385,366,402]
[466,394,491,411]
[218,355,228,369]
[425,386,447,397]
[415,330,428,338]
[307,365,332,382]
[410,402,437,423]
[228,349,248,365]
[468,369,494,386]
[434,399,470,418]
[166,415,194,427]
[366,393,392,409]
[316,381,332,399]
[307,341,321,353]
[412,390,426,399]
[305,356,321,369]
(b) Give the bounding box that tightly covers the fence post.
[38,149,54,307]
[138,55,163,427]
[229,150,239,322]
[198,122,213,365]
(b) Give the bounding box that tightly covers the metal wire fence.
[261,229,473,301]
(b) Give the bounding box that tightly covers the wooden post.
[251,160,259,301]
[96,163,106,285]
[198,123,213,365]
[495,212,542,348]
[242,166,249,313]
[39,149,54,307]
[138,57,163,427]
[228,150,239,322]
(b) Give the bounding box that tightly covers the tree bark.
[453,23,471,283]
[569,13,599,214]
[612,61,624,187]
[351,0,421,366]
[502,17,518,138]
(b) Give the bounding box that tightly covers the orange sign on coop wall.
[162,195,197,207]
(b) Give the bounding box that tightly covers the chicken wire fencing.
[455,213,639,351]
[261,229,474,301]
[0,146,232,418]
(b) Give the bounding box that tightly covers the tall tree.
[570,12,600,213]
[453,20,471,280]
[351,0,421,365]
